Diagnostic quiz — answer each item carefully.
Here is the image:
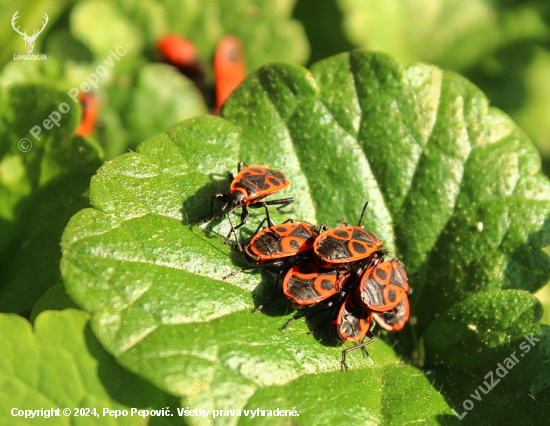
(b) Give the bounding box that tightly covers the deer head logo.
[12,11,49,54]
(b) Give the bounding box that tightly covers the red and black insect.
[331,290,375,371]
[156,34,205,90]
[225,220,321,311]
[157,34,246,115]
[197,162,293,250]
[373,295,410,332]
[283,261,350,309]
[75,93,98,137]
[214,36,246,114]
[313,202,383,269]
[356,260,409,312]
[244,221,320,267]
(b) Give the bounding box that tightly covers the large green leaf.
[328,0,550,180]
[61,51,550,423]
[0,82,103,314]
[0,310,184,426]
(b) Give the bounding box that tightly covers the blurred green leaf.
[336,0,548,71]
[68,0,308,75]
[61,51,550,421]
[0,310,185,426]
[0,82,103,314]
[123,64,208,152]
[2,0,310,160]
[71,0,144,60]
[29,283,78,323]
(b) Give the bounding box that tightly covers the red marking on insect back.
[313,201,383,268]
[75,93,98,137]
[283,261,350,308]
[214,36,246,114]
[314,226,383,268]
[357,261,408,312]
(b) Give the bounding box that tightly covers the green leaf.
[330,0,550,171]
[61,51,550,421]
[29,284,79,324]
[123,64,209,152]
[0,82,103,314]
[0,310,185,425]
[71,0,144,60]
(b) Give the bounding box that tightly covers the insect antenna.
[357,201,369,227]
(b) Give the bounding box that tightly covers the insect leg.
[341,330,376,372]
[225,213,243,251]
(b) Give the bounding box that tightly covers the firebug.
[283,261,350,309]
[196,162,293,250]
[214,36,246,114]
[156,34,203,83]
[244,221,320,266]
[75,93,98,137]
[225,220,321,311]
[313,202,383,269]
[356,260,409,312]
[331,290,376,371]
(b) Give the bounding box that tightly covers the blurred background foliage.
[1,0,550,319]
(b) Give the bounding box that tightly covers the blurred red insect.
[75,93,98,137]
[213,36,246,114]
[156,34,246,114]
[156,34,203,86]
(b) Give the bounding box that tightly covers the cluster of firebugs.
[195,162,412,371]
[73,33,412,370]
